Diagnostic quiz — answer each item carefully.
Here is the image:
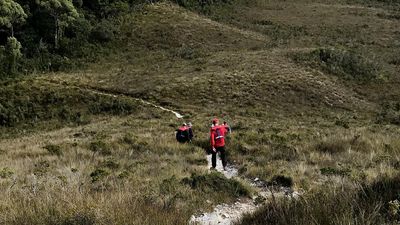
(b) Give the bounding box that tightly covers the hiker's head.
[223,121,227,125]
[182,123,187,127]
[212,118,219,126]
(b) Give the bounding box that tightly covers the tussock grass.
[238,175,400,225]
[0,111,247,224]
[1,0,400,224]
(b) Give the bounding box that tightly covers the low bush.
[182,172,249,197]
[89,96,136,115]
[44,144,63,156]
[290,48,381,81]
[0,167,14,178]
[33,160,50,177]
[90,168,110,182]
[89,141,112,155]
[174,0,232,13]
[320,167,351,176]
[90,20,116,43]
[376,102,400,125]
[100,158,120,170]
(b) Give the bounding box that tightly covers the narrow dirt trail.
[39,79,184,119]
[40,78,298,225]
[189,155,261,225]
[189,155,300,225]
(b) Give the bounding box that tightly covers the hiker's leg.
[219,147,227,168]
[211,151,217,168]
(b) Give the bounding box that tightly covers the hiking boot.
[223,166,227,171]
[210,167,216,171]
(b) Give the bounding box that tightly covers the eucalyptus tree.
[4,36,22,74]
[0,0,27,36]
[36,0,78,49]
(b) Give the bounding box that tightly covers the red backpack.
[210,125,226,147]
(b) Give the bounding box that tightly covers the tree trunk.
[11,25,14,37]
[55,17,59,49]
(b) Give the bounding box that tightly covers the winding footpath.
[41,78,299,225]
[40,78,184,119]
[189,155,301,225]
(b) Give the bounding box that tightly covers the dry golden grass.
[0,109,252,224]
[1,0,400,224]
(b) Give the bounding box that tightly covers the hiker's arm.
[210,130,215,148]
[189,128,193,138]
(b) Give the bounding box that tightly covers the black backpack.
[176,129,188,143]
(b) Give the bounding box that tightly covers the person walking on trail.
[210,118,228,171]
[176,123,193,143]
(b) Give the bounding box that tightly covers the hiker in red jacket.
[176,123,193,143]
[210,118,228,170]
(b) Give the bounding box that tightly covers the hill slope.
[1,1,400,225]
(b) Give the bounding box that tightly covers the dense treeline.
[0,0,159,77]
[0,0,231,78]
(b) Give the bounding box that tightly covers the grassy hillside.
[1,0,400,224]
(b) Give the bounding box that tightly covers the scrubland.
[1,0,400,224]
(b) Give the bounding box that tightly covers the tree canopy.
[36,0,79,49]
[35,0,78,22]
[0,0,27,35]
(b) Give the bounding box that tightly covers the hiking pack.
[176,124,193,143]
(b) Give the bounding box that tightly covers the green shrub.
[89,141,112,155]
[90,168,109,182]
[173,45,200,60]
[44,144,63,156]
[182,172,249,197]
[290,48,381,81]
[117,170,130,179]
[120,133,137,145]
[174,0,232,13]
[335,119,350,129]
[376,102,400,125]
[90,20,116,43]
[0,167,14,178]
[187,157,208,165]
[89,97,135,115]
[33,160,50,176]
[320,167,351,176]
[100,158,120,170]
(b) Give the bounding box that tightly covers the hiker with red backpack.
[210,118,229,170]
[176,122,193,143]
